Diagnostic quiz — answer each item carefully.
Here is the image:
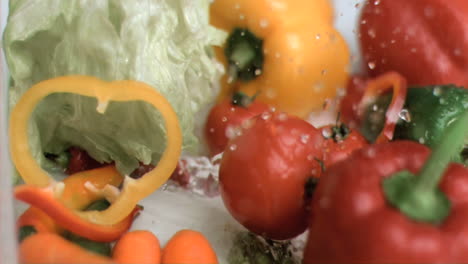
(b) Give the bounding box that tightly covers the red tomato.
[339,76,368,130]
[320,123,368,169]
[219,111,324,240]
[205,93,270,156]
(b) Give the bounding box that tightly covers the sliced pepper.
[9,76,182,225]
[210,0,350,118]
[15,184,141,242]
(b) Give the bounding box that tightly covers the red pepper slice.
[357,71,407,143]
[15,185,141,242]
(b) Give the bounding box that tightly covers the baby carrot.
[19,233,114,264]
[112,230,161,264]
[161,229,218,264]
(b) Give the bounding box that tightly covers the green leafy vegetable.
[3,0,226,175]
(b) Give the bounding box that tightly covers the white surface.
[0,1,364,264]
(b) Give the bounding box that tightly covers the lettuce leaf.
[3,0,226,175]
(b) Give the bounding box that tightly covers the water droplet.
[368,29,376,39]
[311,169,318,176]
[307,154,314,161]
[321,127,332,138]
[374,0,381,5]
[433,86,442,96]
[240,31,245,36]
[277,112,288,121]
[239,14,245,20]
[234,3,240,9]
[366,148,376,158]
[315,34,321,40]
[261,112,272,120]
[390,39,396,44]
[275,52,281,58]
[313,82,325,92]
[380,42,387,48]
[368,61,376,70]
[355,3,360,8]
[221,116,228,122]
[418,137,425,144]
[439,98,447,105]
[372,104,379,111]
[230,107,236,112]
[300,134,310,144]
[259,19,269,28]
[336,87,347,97]
[269,106,277,112]
[398,109,411,122]
[454,48,462,56]
[209,128,215,133]
[265,88,276,99]
[255,69,262,76]
[229,144,238,151]
[361,19,367,25]
[225,126,237,139]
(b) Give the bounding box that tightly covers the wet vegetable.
[210,0,350,118]
[219,111,323,240]
[359,0,468,88]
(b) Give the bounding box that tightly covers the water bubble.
[368,29,376,38]
[336,87,347,97]
[366,148,377,158]
[418,137,425,144]
[225,126,237,139]
[361,20,367,25]
[313,82,325,92]
[368,61,376,70]
[239,14,245,20]
[300,134,310,144]
[307,154,314,161]
[321,127,332,138]
[269,106,277,112]
[277,112,288,121]
[255,69,262,76]
[439,98,447,105]
[391,39,396,44]
[240,31,245,36]
[261,112,272,120]
[259,19,269,28]
[209,128,215,133]
[230,107,236,112]
[372,104,379,111]
[398,109,411,122]
[433,86,442,96]
[265,88,276,99]
[374,0,381,5]
[315,34,321,40]
[221,116,228,122]
[229,144,238,151]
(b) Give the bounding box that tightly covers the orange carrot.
[17,206,61,234]
[161,229,218,264]
[112,230,161,264]
[19,233,114,264]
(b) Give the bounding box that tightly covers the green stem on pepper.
[225,28,264,82]
[383,111,468,224]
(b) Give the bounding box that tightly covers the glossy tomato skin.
[359,0,468,87]
[320,124,368,169]
[219,111,324,240]
[204,99,270,156]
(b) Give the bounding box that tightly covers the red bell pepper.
[303,111,468,263]
[359,0,468,87]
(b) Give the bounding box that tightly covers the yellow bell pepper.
[9,76,182,225]
[210,0,350,118]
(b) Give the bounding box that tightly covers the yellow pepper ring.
[10,75,182,225]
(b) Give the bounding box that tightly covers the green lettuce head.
[3,0,226,175]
